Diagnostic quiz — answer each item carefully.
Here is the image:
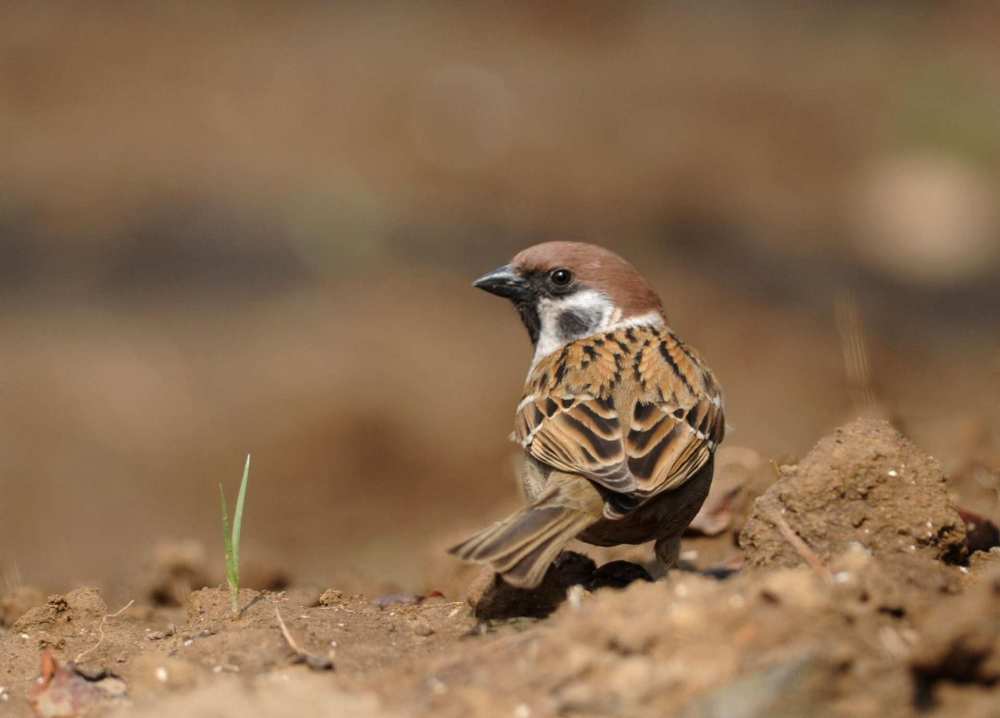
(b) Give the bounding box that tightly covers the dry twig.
[274,606,333,671]
[769,510,833,583]
[74,600,135,664]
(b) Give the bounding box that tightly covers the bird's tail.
[448,476,603,589]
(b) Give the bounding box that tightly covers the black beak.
[472,265,531,301]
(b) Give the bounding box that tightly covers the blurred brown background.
[1,2,998,596]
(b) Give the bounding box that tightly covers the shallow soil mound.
[740,418,967,568]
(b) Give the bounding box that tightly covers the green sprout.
[220,454,251,618]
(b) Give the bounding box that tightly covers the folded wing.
[515,325,724,516]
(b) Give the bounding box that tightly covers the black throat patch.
[557,309,599,342]
[516,301,541,344]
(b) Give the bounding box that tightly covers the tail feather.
[449,487,599,589]
[490,509,582,575]
[500,512,594,587]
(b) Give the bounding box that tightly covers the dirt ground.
[2,417,998,717]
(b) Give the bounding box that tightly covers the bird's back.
[514,323,724,517]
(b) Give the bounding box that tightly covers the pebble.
[410,617,435,637]
[318,589,344,606]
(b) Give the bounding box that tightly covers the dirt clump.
[740,418,967,570]
[12,589,108,634]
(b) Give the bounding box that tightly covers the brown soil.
[740,419,968,569]
[2,417,998,717]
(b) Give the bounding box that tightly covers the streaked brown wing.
[515,325,725,507]
[625,331,725,497]
[626,394,723,494]
[515,335,636,493]
[516,393,635,492]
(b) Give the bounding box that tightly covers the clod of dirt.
[1,585,46,627]
[467,551,596,620]
[142,540,212,607]
[740,418,967,569]
[28,651,126,717]
[14,588,108,633]
[409,616,434,637]
[317,588,345,606]
[910,567,1000,711]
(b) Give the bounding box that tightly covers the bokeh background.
[2,2,998,597]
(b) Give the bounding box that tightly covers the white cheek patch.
[530,290,665,369]
[533,290,615,364]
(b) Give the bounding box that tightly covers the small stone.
[410,617,434,637]
[318,589,344,606]
[146,624,175,641]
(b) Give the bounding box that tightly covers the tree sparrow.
[450,242,725,588]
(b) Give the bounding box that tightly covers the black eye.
[549,268,574,287]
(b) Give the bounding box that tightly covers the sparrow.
[449,241,725,589]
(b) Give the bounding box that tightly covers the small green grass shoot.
[220,453,251,618]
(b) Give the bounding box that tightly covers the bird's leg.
[653,535,682,572]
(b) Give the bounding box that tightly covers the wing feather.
[515,325,724,511]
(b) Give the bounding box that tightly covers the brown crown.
[511,241,664,319]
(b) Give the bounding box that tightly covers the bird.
[449,241,725,589]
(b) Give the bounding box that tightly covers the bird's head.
[474,242,665,360]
